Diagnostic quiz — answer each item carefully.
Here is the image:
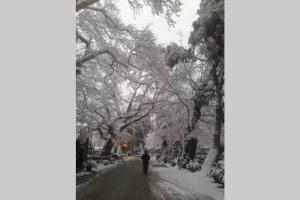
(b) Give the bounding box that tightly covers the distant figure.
[141,150,150,175]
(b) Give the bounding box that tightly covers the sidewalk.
[151,164,224,200]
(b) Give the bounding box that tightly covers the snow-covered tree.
[76,0,184,154]
[188,0,224,174]
[156,0,224,174]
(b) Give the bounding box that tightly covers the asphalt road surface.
[76,158,216,200]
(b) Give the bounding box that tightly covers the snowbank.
[124,156,138,161]
[95,163,119,173]
[76,171,91,177]
[152,166,224,200]
[76,162,121,189]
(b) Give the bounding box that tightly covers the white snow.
[76,162,120,177]
[76,171,91,177]
[94,162,119,172]
[152,165,224,200]
[150,155,156,161]
[76,162,121,189]
[123,156,137,161]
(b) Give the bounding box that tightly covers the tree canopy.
[76,0,225,168]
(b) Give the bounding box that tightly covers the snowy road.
[76,158,218,200]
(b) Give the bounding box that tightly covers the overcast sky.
[116,0,201,47]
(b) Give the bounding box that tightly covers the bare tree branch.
[126,91,137,112]
[76,0,100,12]
[76,30,90,49]
[86,7,136,38]
[119,106,153,132]
[76,49,128,68]
[94,110,106,120]
[166,79,191,130]
[182,63,197,91]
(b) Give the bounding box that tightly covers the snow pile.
[124,156,137,161]
[152,163,168,168]
[76,171,91,177]
[76,162,121,189]
[152,166,224,200]
[150,155,156,161]
[77,161,119,177]
[94,162,120,173]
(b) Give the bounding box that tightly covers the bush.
[217,169,224,184]
[103,160,110,166]
[186,160,201,172]
[171,159,177,167]
[208,158,224,184]
[85,160,97,171]
[86,165,92,172]
[179,157,189,169]
[88,160,97,168]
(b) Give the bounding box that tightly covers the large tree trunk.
[201,63,224,175]
[83,138,89,163]
[76,139,84,171]
[101,138,113,156]
[201,146,218,175]
[201,100,223,175]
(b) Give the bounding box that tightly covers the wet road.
[77,158,216,200]
[77,159,157,200]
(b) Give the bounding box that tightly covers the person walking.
[141,150,150,175]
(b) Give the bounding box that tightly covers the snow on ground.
[76,171,91,177]
[150,155,156,161]
[124,156,138,161]
[76,162,120,177]
[151,165,224,200]
[95,162,120,172]
[76,162,121,189]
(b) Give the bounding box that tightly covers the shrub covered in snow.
[87,160,97,168]
[156,153,161,162]
[84,159,97,171]
[208,157,224,186]
[195,154,207,165]
[171,158,177,167]
[186,160,201,172]
[162,155,171,163]
[217,169,224,186]
[177,156,190,169]
[155,143,212,173]
[103,160,110,166]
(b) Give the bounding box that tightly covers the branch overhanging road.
[76,157,215,200]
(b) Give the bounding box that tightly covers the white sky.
[116,0,201,47]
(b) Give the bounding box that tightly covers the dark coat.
[141,153,150,164]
